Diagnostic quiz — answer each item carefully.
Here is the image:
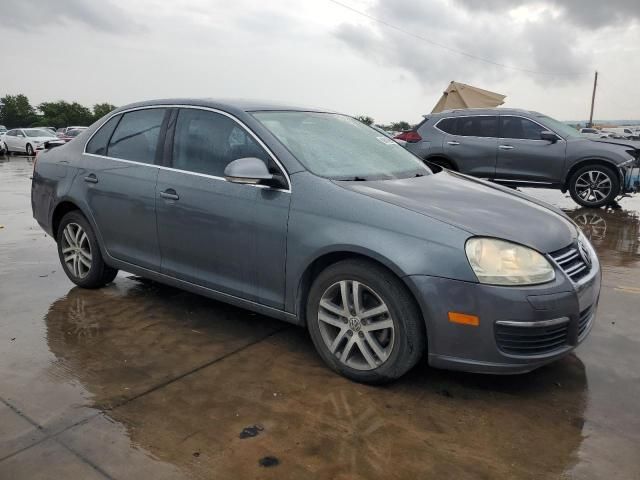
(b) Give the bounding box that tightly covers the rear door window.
[86,115,121,156]
[107,109,167,164]
[500,116,545,140]
[457,116,498,137]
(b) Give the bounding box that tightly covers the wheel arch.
[294,249,427,331]
[425,154,459,171]
[563,159,622,192]
[51,200,82,239]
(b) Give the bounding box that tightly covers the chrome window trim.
[434,114,566,142]
[498,115,565,142]
[496,317,570,328]
[434,115,499,139]
[83,104,292,193]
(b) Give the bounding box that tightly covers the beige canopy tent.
[432,81,506,113]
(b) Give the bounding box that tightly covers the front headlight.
[465,237,555,286]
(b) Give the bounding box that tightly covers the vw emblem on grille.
[578,239,592,268]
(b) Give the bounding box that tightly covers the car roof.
[427,108,543,117]
[112,98,337,116]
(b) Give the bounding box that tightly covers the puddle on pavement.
[1,157,639,478]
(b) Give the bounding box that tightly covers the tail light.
[394,131,422,143]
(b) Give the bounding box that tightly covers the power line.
[327,0,591,77]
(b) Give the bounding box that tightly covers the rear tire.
[569,164,619,208]
[57,211,118,288]
[306,259,425,384]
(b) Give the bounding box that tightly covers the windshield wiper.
[340,176,368,181]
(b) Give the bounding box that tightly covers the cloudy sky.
[2,0,639,123]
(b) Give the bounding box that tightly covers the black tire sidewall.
[569,165,620,208]
[26,144,33,156]
[57,211,114,288]
[306,260,425,383]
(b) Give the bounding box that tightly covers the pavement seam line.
[0,326,289,466]
[0,396,113,478]
[105,325,290,411]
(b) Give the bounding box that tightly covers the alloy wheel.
[317,280,395,371]
[61,223,92,279]
[574,170,613,204]
[26,144,34,156]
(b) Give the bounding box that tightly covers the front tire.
[25,143,34,156]
[306,259,425,384]
[569,165,620,208]
[57,211,118,288]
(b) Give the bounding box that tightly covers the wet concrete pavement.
[1,155,639,479]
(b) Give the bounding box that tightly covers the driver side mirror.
[540,130,558,143]
[224,157,286,189]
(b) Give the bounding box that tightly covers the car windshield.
[67,129,83,137]
[252,111,430,180]
[25,129,56,138]
[535,115,581,139]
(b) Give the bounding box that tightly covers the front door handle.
[84,174,98,184]
[160,189,179,201]
[499,145,515,150]
[447,141,460,146]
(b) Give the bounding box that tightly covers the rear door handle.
[160,189,179,201]
[447,141,460,146]
[499,145,514,150]
[84,174,98,184]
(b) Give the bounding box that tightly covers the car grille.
[578,306,594,340]
[549,244,591,283]
[495,320,570,356]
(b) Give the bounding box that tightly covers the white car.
[602,127,636,139]
[579,128,611,139]
[3,128,59,156]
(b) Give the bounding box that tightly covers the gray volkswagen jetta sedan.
[31,99,601,383]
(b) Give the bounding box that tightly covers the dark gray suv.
[32,99,600,383]
[400,108,639,208]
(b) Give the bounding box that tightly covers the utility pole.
[588,71,598,128]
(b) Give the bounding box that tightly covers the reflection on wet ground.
[1,157,639,479]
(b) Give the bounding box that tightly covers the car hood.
[336,171,577,253]
[581,137,638,151]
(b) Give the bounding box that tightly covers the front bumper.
[407,256,601,374]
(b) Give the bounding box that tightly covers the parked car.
[32,99,601,383]
[602,127,637,140]
[399,108,639,208]
[3,128,59,156]
[56,126,88,138]
[58,128,87,143]
[0,125,7,135]
[579,128,611,139]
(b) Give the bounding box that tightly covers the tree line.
[355,115,412,132]
[0,94,117,129]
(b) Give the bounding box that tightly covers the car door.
[156,107,291,308]
[3,130,16,150]
[10,129,26,152]
[495,115,566,184]
[440,115,498,177]
[81,108,167,270]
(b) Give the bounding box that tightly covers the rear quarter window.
[86,115,121,155]
[436,118,458,135]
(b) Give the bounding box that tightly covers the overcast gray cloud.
[454,0,640,29]
[0,0,140,33]
[333,0,591,87]
[0,0,637,122]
